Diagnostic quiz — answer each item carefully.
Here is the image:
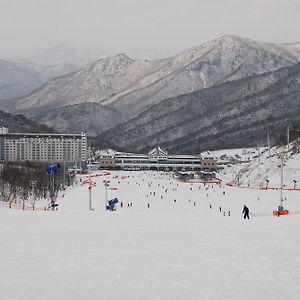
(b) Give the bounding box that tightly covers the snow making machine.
[106,198,119,211]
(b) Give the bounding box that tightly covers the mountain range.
[24,45,168,66]
[0,60,42,100]
[2,35,300,153]
[100,63,300,153]
[0,59,79,101]
[0,109,55,134]
[0,45,169,102]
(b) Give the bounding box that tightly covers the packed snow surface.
[238,146,300,188]
[1,170,300,300]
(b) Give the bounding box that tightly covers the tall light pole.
[235,169,241,186]
[248,167,251,187]
[88,147,93,211]
[272,151,289,216]
[279,154,285,211]
[103,180,110,210]
[287,125,290,152]
[63,152,66,190]
[267,131,271,159]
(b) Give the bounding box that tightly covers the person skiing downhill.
[242,205,250,219]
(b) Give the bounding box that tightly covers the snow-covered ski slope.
[1,170,300,300]
[207,140,300,189]
[238,144,300,188]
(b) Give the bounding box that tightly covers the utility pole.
[258,144,261,165]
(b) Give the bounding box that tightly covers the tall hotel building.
[0,127,87,162]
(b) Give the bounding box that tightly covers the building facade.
[97,147,217,171]
[0,128,87,162]
[201,157,218,170]
[98,149,116,168]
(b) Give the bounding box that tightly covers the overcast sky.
[0,0,299,59]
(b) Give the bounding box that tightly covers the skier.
[242,205,250,219]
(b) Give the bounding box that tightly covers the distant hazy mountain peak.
[84,52,136,79]
[212,34,264,49]
[215,34,248,43]
[94,52,133,63]
[115,53,133,61]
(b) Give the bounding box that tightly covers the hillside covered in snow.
[237,138,300,189]
[100,63,300,154]
[4,35,300,137]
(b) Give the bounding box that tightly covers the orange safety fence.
[81,172,111,178]
[0,201,51,211]
[226,183,300,191]
[81,180,96,186]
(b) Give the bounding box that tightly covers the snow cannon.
[45,163,60,174]
[273,208,289,216]
[106,198,119,211]
[45,163,61,209]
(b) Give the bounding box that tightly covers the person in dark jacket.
[242,205,250,219]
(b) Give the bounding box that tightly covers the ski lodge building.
[0,127,87,163]
[97,147,217,171]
